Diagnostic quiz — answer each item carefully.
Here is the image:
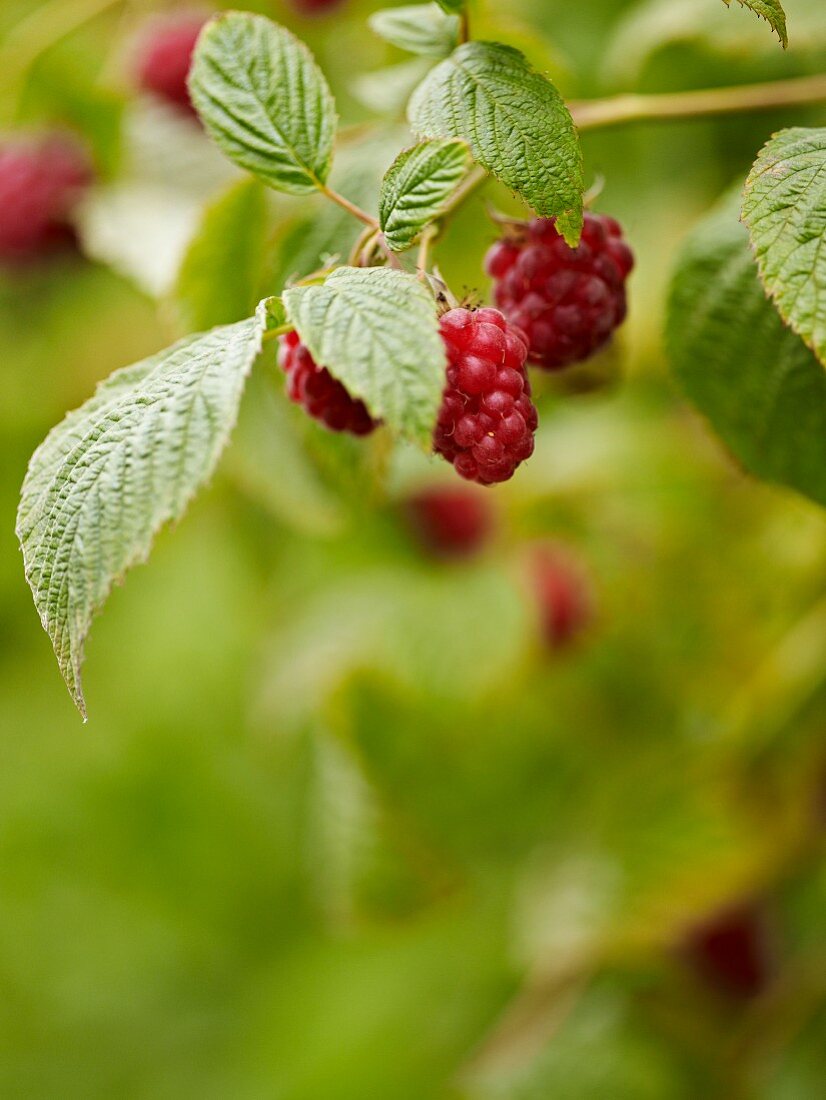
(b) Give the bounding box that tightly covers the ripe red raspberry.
[434,307,538,485]
[530,545,592,649]
[134,14,207,116]
[0,135,92,264]
[406,486,494,558]
[279,331,377,436]
[684,904,772,1000]
[485,213,634,370]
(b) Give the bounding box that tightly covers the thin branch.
[319,185,379,229]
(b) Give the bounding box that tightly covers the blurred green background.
[2,0,825,1096]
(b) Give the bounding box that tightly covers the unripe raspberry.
[0,135,92,264]
[134,14,208,116]
[684,904,773,1000]
[279,331,377,436]
[530,545,592,649]
[406,486,494,558]
[485,213,634,370]
[434,307,538,485]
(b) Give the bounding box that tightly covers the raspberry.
[134,15,207,116]
[485,213,634,370]
[530,545,592,649]
[406,486,493,558]
[279,331,377,436]
[290,0,347,12]
[0,135,92,264]
[434,307,538,485]
[684,904,772,1000]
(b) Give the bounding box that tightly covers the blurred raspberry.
[685,904,773,1000]
[486,213,634,370]
[279,331,378,436]
[289,0,347,13]
[0,135,93,264]
[530,545,592,649]
[135,14,208,116]
[406,486,494,558]
[434,307,538,485]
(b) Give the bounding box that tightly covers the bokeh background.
[2,0,825,1095]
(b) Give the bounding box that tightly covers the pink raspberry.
[406,486,494,558]
[434,307,538,486]
[485,213,634,370]
[279,331,378,436]
[0,135,92,264]
[530,545,592,649]
[134,14,208,116]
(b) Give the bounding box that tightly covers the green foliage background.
[1,0,825,1096]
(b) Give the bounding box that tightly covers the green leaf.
[408,42,583,244]
[433,0,465,13]
[188,12,336,195]
[368,3,459,58]
[722,0,787,46]
[667,197,826,508]
[174,177,269,331]
[16,306,269,718]
[379,139,469,252]
[742,127,826,367]
[282,267,445,447]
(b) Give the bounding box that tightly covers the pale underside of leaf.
[282,267,446,447]
[379,139,469,251]
[368,3,459,58]
[668,199,826,507]
[16,309,267,718]
[188,12,336,195]
[723,0,787,47]
[408,41,583,245]
[742,127,826,368]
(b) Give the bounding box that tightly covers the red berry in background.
[279,331,378,436]
[486,213,634,371]
[434,307,538,486]
[289,0,347,13]
[134,14,208,116]
[530,545,592,649]
[0,135,92,265]
[684,904,773,1000]
[406,486,494,558]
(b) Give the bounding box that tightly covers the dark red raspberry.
[134,14,207,116]
[290,0,347,13]
[530,545,592,649]
[406,486,494,558]
[0,135,92,264]
[279,331,377,436]
[486,213,634,370]
[434,307,537,485]
[684,904,773,1000]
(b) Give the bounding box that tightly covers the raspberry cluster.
[434,307,537,485]
[135,15,207,116]
[0,136,92,264]
[406,486,493,558]
[279,331,377,436]
[486,213,634,370]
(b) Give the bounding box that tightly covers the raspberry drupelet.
[279,331,378,436]
[434,307,538,485]
[485,213,634,370]
[135,14,208,116]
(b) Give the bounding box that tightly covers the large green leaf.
[667,198,826,508]
[368,3,459,58]
[408,42,583,244]
[174,177,269,332]
[723,0,787,46]
[282,267,445,447]
[742,127,826,367]
[188,12,336,195]
[379,139,469,252]
[16,306,269,718]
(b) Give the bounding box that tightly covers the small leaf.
[174,177,269,331]
[667,197,826,508]
[368,3,459,58]
[742,127,826,367]
[434,0,465,12]
[722,0,787,46]
[408,41,583,244]
[189,11,336,195]
[16,306,269,718]
[282,267,446,447]
[379,139,469,252]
